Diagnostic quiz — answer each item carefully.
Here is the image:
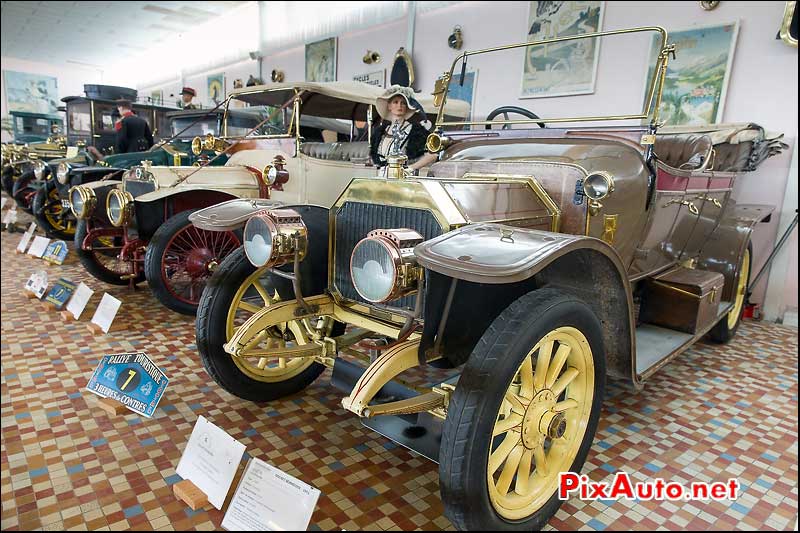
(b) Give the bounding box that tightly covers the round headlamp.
[69,186,96,219]
[106,188,134,227]
[56,162,70,184]
[33,160,48,180]
[243,209,307,268]
[350,229,424,303]
[583,172,615,201]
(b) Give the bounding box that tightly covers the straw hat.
[376,85,423,120]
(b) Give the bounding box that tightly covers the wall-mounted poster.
[3,70,59,114]
[447,70,478,121]
[150,90,163,106]
[521,1,604,99]
[643,22,739,126]
[306,38,337,82]
[353,70,385,88]
[208,74,225,105]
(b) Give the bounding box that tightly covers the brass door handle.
[695,195,722,208]
[662,198,699,215]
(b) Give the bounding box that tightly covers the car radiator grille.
[124,179,156,199]
[334,201,443,312]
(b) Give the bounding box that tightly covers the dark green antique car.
[9,111,64,144]
[32,108,227,239]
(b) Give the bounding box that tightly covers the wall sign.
[353,70,386,88]
[85,352,169,418]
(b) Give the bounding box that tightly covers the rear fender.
[416,223,637,386]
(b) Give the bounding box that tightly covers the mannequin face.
[182,93,193,104]
[388,95,408,120]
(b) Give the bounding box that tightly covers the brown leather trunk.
[640,266,725,334]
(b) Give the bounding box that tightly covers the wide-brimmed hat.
[180,87,197,97]
[376,85,423,120]
[114,98,132,108]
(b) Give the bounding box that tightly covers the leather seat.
[300,142,370,162]
[654,134,713,171]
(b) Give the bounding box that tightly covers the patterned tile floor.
[1,212,798,531]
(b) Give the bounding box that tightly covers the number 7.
[121,370,136,391]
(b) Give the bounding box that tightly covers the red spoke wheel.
[144,209,241,315]
[75,219,143,285]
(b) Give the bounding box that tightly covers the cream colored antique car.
[192,27,785,530]
[68,81,469,315]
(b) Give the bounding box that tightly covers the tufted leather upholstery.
[654,134,713,171]
[300,142,370,162]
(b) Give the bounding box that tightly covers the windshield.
[170,116,220,138]
[225,100,289,137]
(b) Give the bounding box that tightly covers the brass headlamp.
[69,186,97,219]
[106,188,134,227]
[350,228,424,303]
[243,208,308,268]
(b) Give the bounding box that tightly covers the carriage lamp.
[33,160,48,180]
[243,208,308,268]
[69,186,96,219]
[350,229,424,303]
[582,171,615,201]
[262,155,290,189]
[106,188,134,227]
[56,162,71,184]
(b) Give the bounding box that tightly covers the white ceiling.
[1,1,247,67]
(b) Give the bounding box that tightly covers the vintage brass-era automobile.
[1,133,69,209]
[192,27,786,530]
[8,111,64,144]
[69,82,467,315]
[33,108,228,239]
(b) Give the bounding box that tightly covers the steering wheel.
[485,106,546,129]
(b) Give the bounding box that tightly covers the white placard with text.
[66,282,94,319]
[90,293,121,334]
[16,222,36,253]
[24,270,49,299]
[222,458,321,531]
[4,207,18,225]
[27,236,50,257]
[177,415,246,510]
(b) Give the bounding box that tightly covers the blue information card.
[86,352,169,418]
[45,278,76,310]
[43,240,69,265]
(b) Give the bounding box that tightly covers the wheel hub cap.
[522,390,564,449]
[185,248,215,278]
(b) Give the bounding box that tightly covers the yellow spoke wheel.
[727,248,750,330]
[43,187,75,235]
[488,327,594,520]
[439,289,604,530]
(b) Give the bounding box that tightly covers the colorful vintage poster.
[447,70,477,121]
[306,38,337,82]
[644,22,739,126]
[521,1,604,98]
[208,74,225,105]
[3,70,59,114]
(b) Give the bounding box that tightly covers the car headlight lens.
[106,189,133,227]
[583,172,614,201]
[69,186,96,219]
[350,229,423,303]
[56,162,70,184]
[243,209,307,268]
[33,160,47,180]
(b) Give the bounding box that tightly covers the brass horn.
[362,50,381,64]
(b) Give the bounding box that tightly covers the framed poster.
[306,37,337,82]
[208,74,225,105]
[3,70,59,114]
[447,70,478,121]
[521,1,604,98]
[643,22,739,126]
[150,90,163,106]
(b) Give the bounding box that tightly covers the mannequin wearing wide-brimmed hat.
[370,85,433,170]
[180,87,198,110]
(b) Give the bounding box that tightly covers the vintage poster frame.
[447,69,478,121]
[641,21,740,126]
[207,74,225,105]
[3,70,60,114]
[306,37,337,82]
[520,1,605,99]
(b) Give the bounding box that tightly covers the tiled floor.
[1,214,798,531]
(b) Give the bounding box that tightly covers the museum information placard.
[222,458,321,531]
[85,352,169,418]
[177,415,246,510]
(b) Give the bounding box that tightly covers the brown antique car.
[192,27,786,530]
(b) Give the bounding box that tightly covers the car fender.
[415,222,637,386]
[188,198,287,231]
[133,184,260,204]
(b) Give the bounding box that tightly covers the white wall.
[0,56,104,141]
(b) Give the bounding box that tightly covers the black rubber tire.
[197,247,326,402]
[439,288,606,531]
[74,219,144,286]
[708,242,752,343]
[2,165,16,195]
[33,180,75,239]
[11,169,36,213]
